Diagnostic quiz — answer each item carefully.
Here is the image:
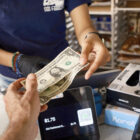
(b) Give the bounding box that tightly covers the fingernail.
[85,74,89,80]
[28,73,35,80]
[85,77,89,80]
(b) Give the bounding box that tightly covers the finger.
[24,73,38,101]
[8,78,25,92]
[88,52,96,62]
[80,42,92,65]
[85,61,99,80]
[40,105,48,112]
[82,64,90,71]
[82,52,96,71]
[85,51,105,80]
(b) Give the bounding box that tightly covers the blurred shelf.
[117,58,140,64]
[115,8,140,12]
[118,50,140,57]
[89,11,111,16]
[90,1,111,7]
[89,6,111,15]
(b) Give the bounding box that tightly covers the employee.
[0,74,47,140]
[0,0,110,90]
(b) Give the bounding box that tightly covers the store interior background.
[66,0,140,140]
[66,0,140,70]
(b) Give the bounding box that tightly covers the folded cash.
[21,47,88,105]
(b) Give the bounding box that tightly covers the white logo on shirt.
[43,0,64,12]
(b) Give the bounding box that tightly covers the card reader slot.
[126,71,140,86]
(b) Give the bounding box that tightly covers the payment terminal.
[38,86,100,140]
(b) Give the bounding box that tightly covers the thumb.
[80,42,92,65]
[24,73,38,101]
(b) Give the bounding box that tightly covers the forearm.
[0,122,23,140]
[0,49,13,67]
[70,4,97,46]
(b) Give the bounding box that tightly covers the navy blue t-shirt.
[0,0,90,79]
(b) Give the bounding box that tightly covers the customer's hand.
[80,34,110,79]
[14,54,50,77]
[4,74,47,140]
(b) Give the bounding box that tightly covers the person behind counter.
[0,0,110,92]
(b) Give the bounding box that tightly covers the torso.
[0,0,67,59]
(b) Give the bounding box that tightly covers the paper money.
[39,63,87,105]
[36,47,82,93]
[21,47,88,105]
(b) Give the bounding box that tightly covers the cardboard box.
[105,104,139,131]
[107,63,140,113]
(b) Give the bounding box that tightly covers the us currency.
[39,63,88,105]
[21,47,88,104]
[36,47,84,93]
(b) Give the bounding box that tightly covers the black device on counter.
[132,115,140,140]
[107,68,140,113]
[69,69,121,89]
[38,86,100,140]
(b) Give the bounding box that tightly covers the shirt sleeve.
[65,0,91,13]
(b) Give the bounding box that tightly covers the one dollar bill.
[21,47,88,105]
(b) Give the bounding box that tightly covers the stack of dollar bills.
[21,47,88,105]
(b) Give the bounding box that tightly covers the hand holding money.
[21,47,88,105]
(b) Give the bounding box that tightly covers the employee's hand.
[14,54,50,77]
[80,34,110,79]
[4,74,47,140]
